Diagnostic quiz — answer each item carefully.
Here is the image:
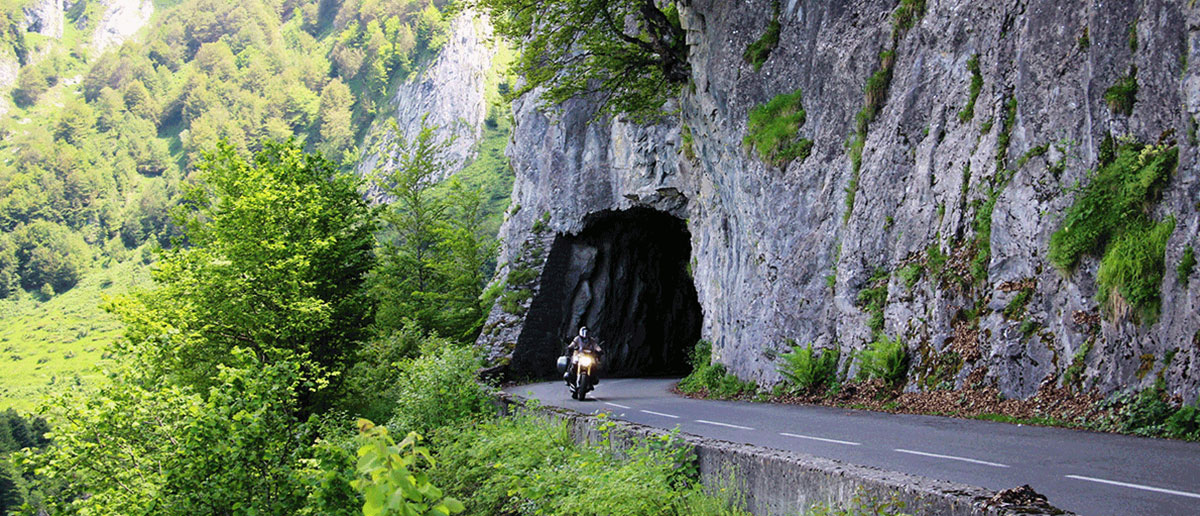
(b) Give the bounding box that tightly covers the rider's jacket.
[568,335,601,353]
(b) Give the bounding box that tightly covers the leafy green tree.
[28,356,325,515]
[93,86,129,133]
[0,232,16,298]
[474,0,689,121]
[435,178,496,340]
[318,78,355,157]
[109,140,376,409]
[123,79,161,125]
[371,122,450,335]
[12,63,49,107]
[54,99,97,145]
[10,220,89,293]
[370,121,496,340]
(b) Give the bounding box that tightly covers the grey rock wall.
[478,0,1200,402]
[92,0,154,53]
[23,0,64,39]
[357,12,497,186]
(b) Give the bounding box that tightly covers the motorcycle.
[558,349,601,400]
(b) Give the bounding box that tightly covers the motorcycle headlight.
[578,355,594,368]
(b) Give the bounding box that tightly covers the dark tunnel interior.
[509,208,702,379]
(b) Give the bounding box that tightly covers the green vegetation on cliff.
[1049,141,1177,322]
[744,88,812,167]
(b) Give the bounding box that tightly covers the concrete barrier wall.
[496,393,1065,516]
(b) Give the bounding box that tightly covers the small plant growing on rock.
[531,211,551,233]
[1062,339,1092,389]
[1178,245,1195,286]
[857,334,909,388]
[678,340,757,398]
[957,54,982,123]
[856,267,889,335]
[743,1,781,71]
[1104,66,1138,116]
[778,341,840,392]
[1049,141,1177,323]
[744,88,813,167]
[680,124,696,161]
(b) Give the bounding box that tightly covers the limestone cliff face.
[357,13,497,185]
[478,0,1200,402]
[92,0,154,53]
[23,0,64,39]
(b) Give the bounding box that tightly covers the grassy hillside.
[0,254,149,411]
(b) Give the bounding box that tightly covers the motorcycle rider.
[564,326,602,384]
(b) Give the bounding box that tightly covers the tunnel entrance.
[509,207,702,379]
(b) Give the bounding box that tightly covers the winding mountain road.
[506,378,1200,516]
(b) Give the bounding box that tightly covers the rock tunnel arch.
[508,207,703,379]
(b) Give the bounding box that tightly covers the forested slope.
[0,0,513,410]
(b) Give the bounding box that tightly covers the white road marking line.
[696,419,755,431]
[640,409,679,419]
[893,448,1009,468]
[604,402,631,409]
[780,432,861,446]
[1065,474,1200,499]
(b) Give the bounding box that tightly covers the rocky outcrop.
[479,0,1200,403]
[0,52,18,117]
[357,12,497,183]
[23,0,64,39]
[91,0,154,53]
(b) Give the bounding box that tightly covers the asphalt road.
[506,378,1200,516]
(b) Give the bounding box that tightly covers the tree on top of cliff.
[473,0,690,123]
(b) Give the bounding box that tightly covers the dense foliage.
[430,411,748,516]
[677,340,757,398]
[474,0,689,122]
[108,141,376,411]
[0,0,452,304]
[0,410,53,514]
[20,141,374,514]
[370,122,496,342]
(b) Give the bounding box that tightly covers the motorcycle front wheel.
[576,373,590,400]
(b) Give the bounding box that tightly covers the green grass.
[1104,66,1138,116]
[1003,288,1033,319]
[0,258,150,411]
[957,54,982,123]
[744,88,813,167]
[1177,245,1195,286]
[743,1,781,72]
[1096,218,1175,323]
[1049,142,1177,321]
[856,267,889,335]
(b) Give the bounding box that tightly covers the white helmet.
[579,326,588,337]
